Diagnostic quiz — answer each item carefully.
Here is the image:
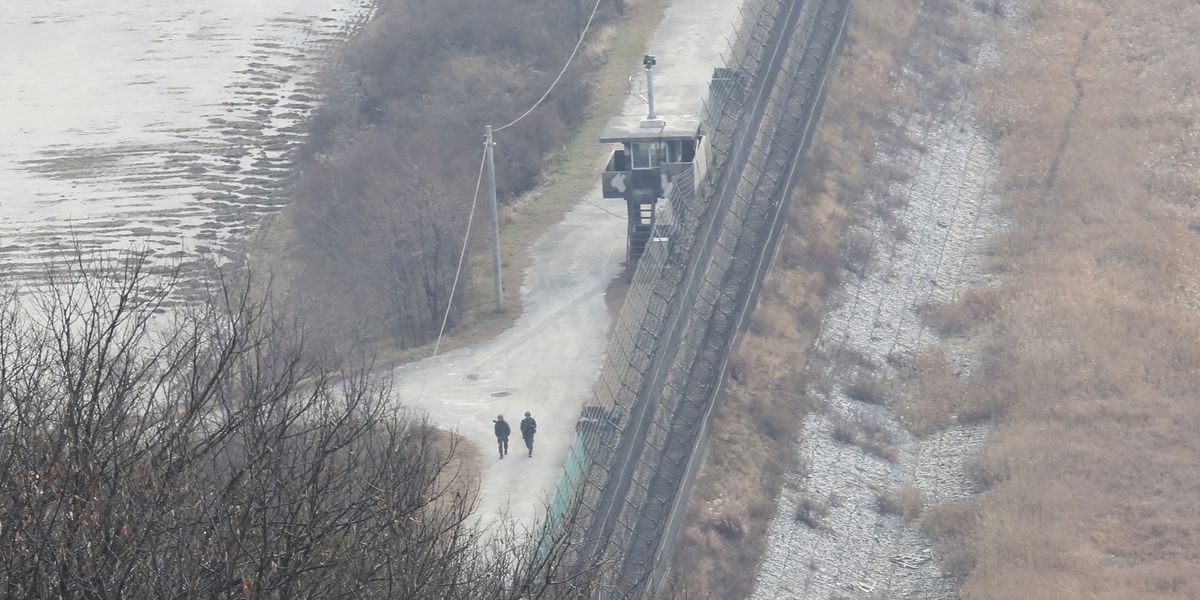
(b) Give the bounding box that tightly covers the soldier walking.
[520,411,537,458]
[494,415,510,459]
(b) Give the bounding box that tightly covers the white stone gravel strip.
[749,6,1013,599]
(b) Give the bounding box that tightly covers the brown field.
[667,1,925,596]
[911,0,1200,597]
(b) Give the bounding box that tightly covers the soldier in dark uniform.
[520,411,537,457]
[494,415,510,459]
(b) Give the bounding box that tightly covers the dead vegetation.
[260,0,654,358]
[794,495,831,529]
[668,1,926,596]
[876,485,926,523]
[845,374,891,406]
[833,413,899,462]
[920,286,1000,337]
[920,500,979,579]
[906,0,1200,597]
[894,347,973,435]
[0,254,615,598]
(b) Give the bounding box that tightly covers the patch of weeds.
[829,414,900,461]
[833,345,879,372]
[971,0,1005,17]
[859,427,897,458]
[794,496,830,529]
[885,351,911,371]
[857,416,899,462]
[963,453,1003,492]
[711,513,745,541]
[792,458,811,483]
[875,485,926,522]
[845,376,891,405]
[831,417,858,445]
[920,501,979,577]
[844,233,873,278]
[872,199,899,225]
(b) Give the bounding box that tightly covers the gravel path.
[750,4,1013,598]
[388,0,745,528]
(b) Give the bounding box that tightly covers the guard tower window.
[663,140,696,164]
[630,142,668,169]
[666,141,681,163]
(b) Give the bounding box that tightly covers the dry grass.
[907,0,1200,597]
[794,495,831,530]
[921,500,979,578]
[836,413,899,462]
[845,374,891,405]
[876,484,926,523]
[830,412,898,462]
[894,347,972,435]
[668,1,925,597]
[921,287,1001,338]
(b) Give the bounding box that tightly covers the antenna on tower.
[640,55,664,127]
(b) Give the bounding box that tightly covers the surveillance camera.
[643,55,657,67]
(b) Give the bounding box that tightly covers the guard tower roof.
[599,115,701,144]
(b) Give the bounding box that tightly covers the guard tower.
[600,55,701,271]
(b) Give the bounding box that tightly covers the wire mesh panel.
[545,0,852,597]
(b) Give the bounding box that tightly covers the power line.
[422,0,609,366]
[409,148,485,409]
[493,0,606,133]
[408,2,608,404]
[584,198,626,220]
[429,147,488,360]
[430,0,608,355]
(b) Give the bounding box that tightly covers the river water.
[0,0,374,286]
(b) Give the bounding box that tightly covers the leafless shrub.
[855,416,899,462]
[833,345,880,372]
[0,252,627,599]
[281,0,625,354]
[845,375,891,405]
[921,287,1000,337]
[749,303,796,338]
[963,454,1002,492]
[712,513,746,541]
[875,485,926,522]
[920,501,978,578]
[877,160,915,186]
[829,414,899,462]
[843,232,874,277]
[794,496,830,529]
[831,417,858,445]
[885,351,911,371]
[895,347,970,435]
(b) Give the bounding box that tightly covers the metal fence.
[548,0,851,596]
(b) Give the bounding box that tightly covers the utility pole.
[484,125,504,312]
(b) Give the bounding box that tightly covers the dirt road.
[389,0,744,526]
